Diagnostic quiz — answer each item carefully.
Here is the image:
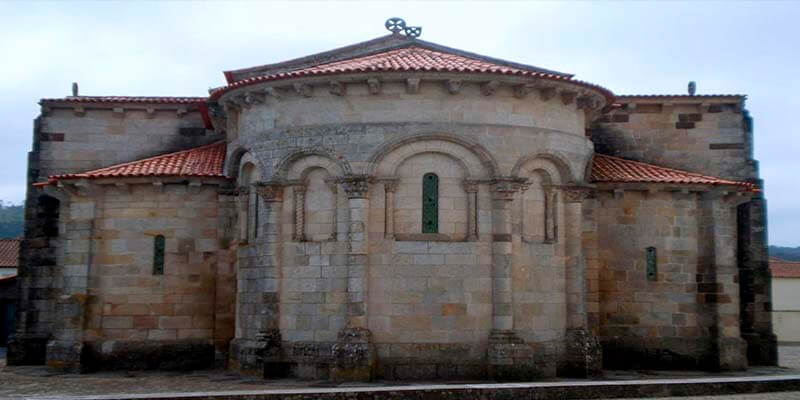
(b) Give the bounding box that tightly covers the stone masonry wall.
[587,190,714,369]
[38,107,215,177]
[13,104,219,365]
[77,183,233,371]
[591,102,756,181]
[225,79,594,379]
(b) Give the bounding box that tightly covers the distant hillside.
[0,201,23,238]
[770,246,800,261]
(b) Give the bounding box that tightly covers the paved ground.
[0,346,799,399]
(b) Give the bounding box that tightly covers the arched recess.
[225,145,257,180]
[366,133,498,179]
[275,147,352,181]
[281,150,347,242]
[370,134,494,239]
[236,152,262,242]
[514,156,567,243]
[511,152,575,184]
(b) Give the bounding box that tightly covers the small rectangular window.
[422,173,439,233]
[646,246,657,281]
[153,235,165,275]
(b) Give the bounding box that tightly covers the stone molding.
[561,185,593,203]
[216,72,609,112]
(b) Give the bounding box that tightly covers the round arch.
[511,152,576,185]
[367,133,498,179]
[274,147,352,181]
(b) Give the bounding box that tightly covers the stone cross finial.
[688,81,696,96]
[384,17,422,38]
[71,82,79,97]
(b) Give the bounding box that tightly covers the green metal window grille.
[422,173,439,233]
[646,246,657,281]
[153,235,165,275]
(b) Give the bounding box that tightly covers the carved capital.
[383,179,399,193]
[339,175,371,199]
[462,180,480,193]
[561,186,593,203]
[293,184,307,194]
[255,183,284,202]
[490,177,528,200]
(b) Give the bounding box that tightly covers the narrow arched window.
[422,173,438,233]
[153,235,165,275]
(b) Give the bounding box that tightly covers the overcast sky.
[1,1,798,245]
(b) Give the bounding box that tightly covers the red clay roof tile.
[46,141,227,181]
[0,239,20,268]
[210,45,614,102]
[591,154,755,189]
[40,96,207,104]
[771,257,800,278]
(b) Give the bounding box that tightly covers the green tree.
[0,200,24,238]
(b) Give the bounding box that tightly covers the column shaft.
[342,176,370,328]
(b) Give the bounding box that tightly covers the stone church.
[9,20,777,380]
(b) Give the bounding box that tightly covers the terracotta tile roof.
[224,35,573,83]
[771,257,800,278]
[211,45,614,102]
[591,154,755,189]
[616,94,745,99]
[43,141,227,182]
[0,239,20,268]
[40,96,207,104]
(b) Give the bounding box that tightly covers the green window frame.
[646,246,657,281]
[153,235,165,275]
[422,173,439,233]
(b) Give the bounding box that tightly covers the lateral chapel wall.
[71,183,234,370]
[12,106,220,366]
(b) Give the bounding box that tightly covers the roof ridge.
[594,153,745,184]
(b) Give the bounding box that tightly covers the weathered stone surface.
[13,35,773,381]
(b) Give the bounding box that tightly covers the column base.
[742,331,778,366]
[6,333,48,366]
[559,329,602,378]
[330,327,375,381]
[488,330,556,381]
[229,338,266,377]
[45,340,83,372]
[258,329,291,379]
[715,336,748,371]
